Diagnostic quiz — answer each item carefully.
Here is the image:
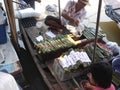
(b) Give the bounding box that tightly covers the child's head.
[88,61,113,88]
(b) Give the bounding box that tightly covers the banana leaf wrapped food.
[34,34,81,54]
[58,49,91,72]
[84,42,113,62]
[82,27,105,40]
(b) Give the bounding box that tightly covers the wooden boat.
[3,0,120,90]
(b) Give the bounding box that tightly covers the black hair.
[44,15,61,26]
[44,15,66,30]
[90,61,113,88]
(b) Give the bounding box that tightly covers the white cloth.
[0,72,19,90]
[61,1,86,25]
[15,8,41,19]
[0,36,19,65]
[0,7,6,24]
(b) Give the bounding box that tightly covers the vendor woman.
[45,0,89,31]
[61,0,89,27]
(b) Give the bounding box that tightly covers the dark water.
[18,48,49,90]
[99,21,120,46]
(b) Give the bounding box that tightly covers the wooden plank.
[25,26,42,43]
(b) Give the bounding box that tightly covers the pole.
[92,0,102,62]
[58,0,61,20]
[4,0,19,51]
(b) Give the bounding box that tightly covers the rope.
[105,5,120,23]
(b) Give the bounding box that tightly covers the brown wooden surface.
[24,26,43,43]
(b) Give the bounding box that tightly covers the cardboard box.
[53,59,83,81]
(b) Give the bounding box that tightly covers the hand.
[83,82,91,88]
[35,0,41,3]
[73,19,79,27]
[74,88,79,90]
[82,82,95,90]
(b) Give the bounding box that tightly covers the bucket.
[0,21,7,44]
[0,7,7,44]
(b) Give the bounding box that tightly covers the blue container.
[0,22,7,44]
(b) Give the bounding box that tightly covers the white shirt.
[61,1,86,25]
[0,72,20,90]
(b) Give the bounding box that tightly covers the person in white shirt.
[44,0,89,33]
[0,72,21,90]
[62,0,89,27]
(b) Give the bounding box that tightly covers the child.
[81,61,115,90]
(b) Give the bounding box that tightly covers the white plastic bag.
[76,23,85,37]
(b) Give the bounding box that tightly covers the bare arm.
[62,11,79,26]
[62,11,74,22]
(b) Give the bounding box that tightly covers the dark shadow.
[17,48,49,90]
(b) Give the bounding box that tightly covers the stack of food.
[84,42,113,61]
[82,27,105,40]
[34,35,81,54]
[58,49,91,72]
